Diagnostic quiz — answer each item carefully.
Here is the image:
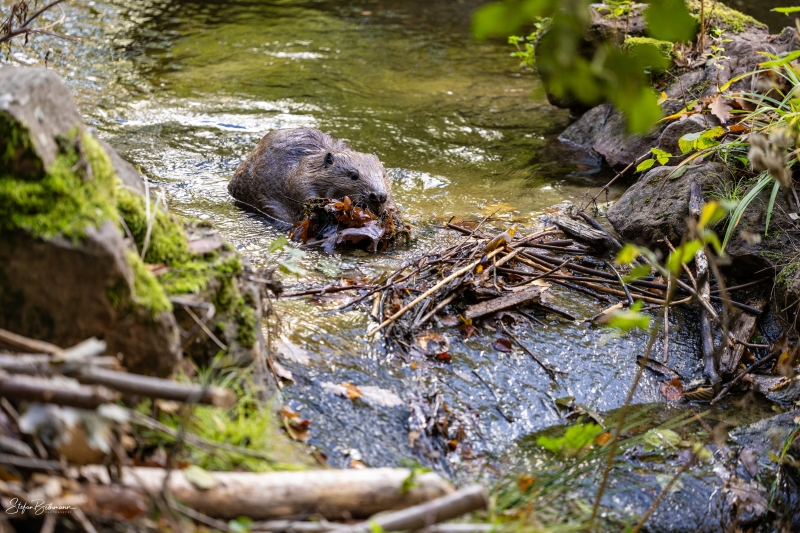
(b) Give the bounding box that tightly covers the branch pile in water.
[290,196,410,253]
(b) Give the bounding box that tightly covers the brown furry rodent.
[228,128,396,224]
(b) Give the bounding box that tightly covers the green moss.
[687,0,766,33]
[0,116,118,239]
[126,250,172,315]
[777,262,798,287]
[117,188,190,265]
[624,37,674,60]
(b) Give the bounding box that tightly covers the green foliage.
[508,18,549,70]
[678,126,726,154]
[645,0,697,42]
[399,461,433,493]
[636,147,673,172]
[773,7,800,15]
[537,422,604,457]
[606,300,650,333]
[666,240,702,274]
[474,0,684,133]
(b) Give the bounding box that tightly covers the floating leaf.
[269,235,289,252]
[494,338,513,352]
[537,423,604,457]
[643,428,681,450]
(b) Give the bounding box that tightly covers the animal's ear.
[323,152,334,167]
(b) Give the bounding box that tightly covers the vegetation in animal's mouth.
[289,195,410,253]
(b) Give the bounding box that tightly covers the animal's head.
[312,150,393,214]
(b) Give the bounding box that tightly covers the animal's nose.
[369,192,387,204]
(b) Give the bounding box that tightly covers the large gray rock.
[0,66,180,376]
[606,163,728,247]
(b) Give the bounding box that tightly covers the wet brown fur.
[228,128,395,224]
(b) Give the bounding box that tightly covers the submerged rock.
[0,66,271,380]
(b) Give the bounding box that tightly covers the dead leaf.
[739,448,759,477]
[349,459,367,469]
[493,338,513,353]
[417,332,450,354]
[272,360,294,382]
[595,432,612,446]
[517,475,536,492]
[282,405,311,443]
[459,324,476,339]
[659,378,684,401]
[728,123,750,134]
[357,385,403,407]
[435,352,452,362]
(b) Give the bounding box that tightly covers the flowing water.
[8,0,785,477]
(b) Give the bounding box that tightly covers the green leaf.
[667,166,690,180]
[678,132,700,154]
[773,7,800,15]
[666,240,702,274]
[722,173,772,250]
[701,230,723,256]
[607,300,650,333]
[765,180,780,235]
[759,50,800,68]
[645,0,697,42]
[623,264,652,283]
[537,423,604,457]
[269,236,289,253]
[643,428,681,450]
[615,244,643,265]
[650,147,672,165]
[285,246,307,260]
[697,200,727,230]
[636,158,656,172]
[279,260,307,276]
[229,517,253,533]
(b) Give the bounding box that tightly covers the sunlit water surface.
[5,0,784,477]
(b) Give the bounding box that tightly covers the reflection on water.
[5,0,778,474]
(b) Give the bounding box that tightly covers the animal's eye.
[348,171,359,180]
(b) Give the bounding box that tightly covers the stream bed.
[19,0,793,483]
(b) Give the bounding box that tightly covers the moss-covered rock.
[686,0,767,34]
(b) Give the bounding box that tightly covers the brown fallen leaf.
[659,378,684,401]
[494,338,513,353]
[460,323,476,339]
[281,405,311,443]
[708,94,733,123]
[417,331,450,354]
[436,352,452,362]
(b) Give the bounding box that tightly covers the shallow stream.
[16,0,789,478]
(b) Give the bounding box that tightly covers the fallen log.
[341,485,488,533]
[80,466,453,520]
[0,372,120,409]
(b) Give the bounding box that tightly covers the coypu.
[228,128,396,225]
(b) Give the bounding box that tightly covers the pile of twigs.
[285,212,772,387]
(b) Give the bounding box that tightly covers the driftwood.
[0,372,120,409]
[80,466,453,520]
[69,366,235,407]
[548,215,612,251]
[341,485,487,533]
[464,287,543,320]
[719,298,767,376]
